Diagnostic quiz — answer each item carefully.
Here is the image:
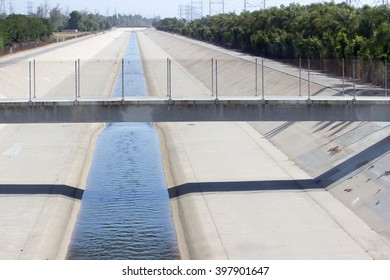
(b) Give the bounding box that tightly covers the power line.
[179,1,203,20]
[244,0,266,11]
[178,0,388,19]
[209,0,225,15]
[178,4,189,19]
[372,0,389,6]
[181,0,267,18]
[191,0,203,20]
[346,0,363,6]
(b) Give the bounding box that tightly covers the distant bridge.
[0,96,389,123]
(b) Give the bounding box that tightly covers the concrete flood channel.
[67,33,180,260]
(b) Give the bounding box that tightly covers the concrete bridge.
[0,96,389,123]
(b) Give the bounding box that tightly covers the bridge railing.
[0,58,388,101]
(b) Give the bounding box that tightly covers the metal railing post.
[78,59,81,98]
[385,59,388,96]
[255,58,258,97]
[307,58,311,100]
[33,59,36,99]
[75,60,78,101]
[211,58,214,96]
[166,58,172,100]
[169,59,172,100]
[353,58,356,100]
[122,58,125,101]
[215,59,218,100]
[166,58,169,98]
[262,59,265,100]
[29,61,32,102]
[342,58,345,94]
[299,57,302,96]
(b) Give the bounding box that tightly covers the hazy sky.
[9,0,380,18]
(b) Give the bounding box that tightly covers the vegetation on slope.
[154,3,390,60]
[0,3,155,50]
[0,15,53,48]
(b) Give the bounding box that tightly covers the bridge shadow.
[314,135,390,187]
[263,121,295,139]
[0,184,84,200]
[168,135,390,198]
[344,88,388,97]
[168,179,316,198]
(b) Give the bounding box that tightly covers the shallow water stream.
[67,32,179,260]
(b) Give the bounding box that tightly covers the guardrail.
[0,58,388,102]
[0,96,389,123]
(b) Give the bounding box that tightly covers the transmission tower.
[43,0,49,17]
[346,0,363,7]
[179,1,203,21]
[372,0,389,6]
[209,0,224,16]
[27,1,33,15]
[1,0,6,15]
[9,0,14,14]
[178,4,190,20]
[178,4,187,19]
[244,0,266,11]
[190,0,203,20]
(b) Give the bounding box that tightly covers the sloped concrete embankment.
[138,29,390,259]
[0,29,130,259]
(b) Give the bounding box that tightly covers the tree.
[336,32,350,59]
[67,11,82,30]
[29,17,53,40]
[0,14,53,47]
[250,30,269,55]
[4,14,29,43]
[0,19,8,48]
[35,2,50,19]
[49,5,68,31]
[372,22,390,59]
[80,14,100,32]
[139,4,390,60]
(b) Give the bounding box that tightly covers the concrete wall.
[0,98,389,123]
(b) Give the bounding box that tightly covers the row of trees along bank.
[1,5,155,50]
[0,15,52,49]
[0,14,110,50]
[154,3,390,88]
[155,3,390,60]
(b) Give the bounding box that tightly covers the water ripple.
[67,33,179,260]
[67,122,180,260]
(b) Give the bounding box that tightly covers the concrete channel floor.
[137,30,390,259]
[0,27,389,260]
[0,29,131,259]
